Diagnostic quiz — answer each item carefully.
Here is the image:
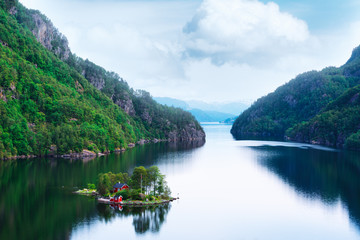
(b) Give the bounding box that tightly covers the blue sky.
[19,0,360,103]
[266,0,360,31]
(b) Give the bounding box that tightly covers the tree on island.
[129,166,147,193]
[96,166,171,199]
[97,172,130,196]
[147,166,161,196]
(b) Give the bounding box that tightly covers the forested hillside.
[286,79,360,149]
[231,45,360,149]
[0,0,204,159]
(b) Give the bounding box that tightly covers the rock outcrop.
[168,123,206,141]
[113,94,136,116]
[26,10,70,61]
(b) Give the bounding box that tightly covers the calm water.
[1,124,360,239]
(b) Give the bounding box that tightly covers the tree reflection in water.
[97,203,171,234]
[253,146,360,229]
[0,140,202,240]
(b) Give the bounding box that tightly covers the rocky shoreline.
[97,197,179,206]
[1,137,205,161]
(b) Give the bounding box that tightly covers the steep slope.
[231,46,360,150]
[0,1,204,159]
[286,84,360,149]
[13,2,204,143]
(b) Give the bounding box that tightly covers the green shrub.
[115,189,129,200]
[346,131,360,150]
[129,189,141,200]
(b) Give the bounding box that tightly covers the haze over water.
[2,123,360,239]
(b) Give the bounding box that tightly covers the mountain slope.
[0,1,204,159]
[231,46,360,149]
[286,84,360,149]
[14,3,205,142]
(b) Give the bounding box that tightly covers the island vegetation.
[77,166,173,205]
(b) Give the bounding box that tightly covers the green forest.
[231,46,360,150]
[286,84,360,150]
[96,166,171,199]
[0,0,204,159]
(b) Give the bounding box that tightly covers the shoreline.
[74,189,178,206]
[97,197,179,206]
[1,137,206,161]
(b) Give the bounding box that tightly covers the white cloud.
[183,0,311,65]
[28,0,194,91]
[18,0,360,103]
[80,23,185,89]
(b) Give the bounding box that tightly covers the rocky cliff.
[168,123,206,141]
[14,5,70,61]
[30,12,70,61]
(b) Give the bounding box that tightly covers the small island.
[76,166,177,206]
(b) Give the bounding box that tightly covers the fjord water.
[1,124,360,239]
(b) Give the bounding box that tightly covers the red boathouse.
[110,195,123,203]
[113,182,129,193]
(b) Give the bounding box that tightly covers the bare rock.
[30,12,70,61]
[0,88,7,102]
[82,149,96,156]
[114,95,136,116]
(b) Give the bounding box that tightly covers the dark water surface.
[1,123,360,239]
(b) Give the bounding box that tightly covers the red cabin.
[110,195,123,203]
[110,204,123,211]
[113,182,129,193]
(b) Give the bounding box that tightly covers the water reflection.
[253,146,360,228]
[96,204,171,234]
[0,140,203,240]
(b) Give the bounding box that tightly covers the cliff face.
[19,8,71,61]
[14,3,205,142]
[168,123,206,141]
[113,93,136,116]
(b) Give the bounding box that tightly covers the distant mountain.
[186,100,249,115]
[154,97,245,122]
[231,45,360,150]
[188,109,235,122]
[153,97,190,109]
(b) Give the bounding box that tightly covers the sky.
[19,0,360,103]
